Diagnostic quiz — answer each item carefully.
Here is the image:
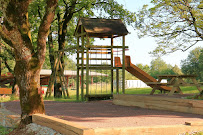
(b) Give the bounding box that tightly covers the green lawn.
[184,132,203,135]
[125,86,201,95]
[0,126,13,135]
[1,86,201,103]
[42,86,202,102]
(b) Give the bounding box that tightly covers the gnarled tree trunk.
[0,0,58,125]
[15,57,45,125]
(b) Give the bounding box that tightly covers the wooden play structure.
[74,18,128,101]
[115,55,171,92]
[45,52,70,98]
[45,18,197,101]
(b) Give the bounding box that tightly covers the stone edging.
[0,105,20,128]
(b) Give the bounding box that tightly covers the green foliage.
[136,63,150,73]
[136,0,203,56]
[64,57,76,70]
[149,57,175,78]
[172,65,183,75]
[125,70,137,80]
[183,131,203,135]
[0,39,15,74]
[125,87,155,94]
[125,86,201,95]
[0,126,13,135]
[92,69,111,83]
[125,63,150,80]
[29,0,136,70]
[181,47,203,81]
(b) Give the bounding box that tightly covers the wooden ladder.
[45,52,69,98]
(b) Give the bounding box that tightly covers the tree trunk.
[48,27,55,71]
[0,0,58,126]
[15,57,45,125]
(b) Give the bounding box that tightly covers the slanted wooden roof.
[74,18,128,38]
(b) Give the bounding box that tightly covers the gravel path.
[4,100,203,128]
[8,123,62,135]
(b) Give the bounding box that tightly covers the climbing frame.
[74,18,128,101]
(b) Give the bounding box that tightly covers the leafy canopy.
[136,0,203,56]
[181,47,203,81]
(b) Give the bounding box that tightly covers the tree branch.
[37,0,58,65]
[187,2,203,40]
[0,42,15,58]
[0,25,14,48]
[73,1,108,14]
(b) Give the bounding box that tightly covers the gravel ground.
[4,100,203,128]
[8,123,61,135]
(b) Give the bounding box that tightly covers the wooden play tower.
[74,18,128,101]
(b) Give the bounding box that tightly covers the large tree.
[181,47,203,81]
[39,0,136,97]
[150,57,174,78]
[0,0,58,125]
[136,0,203,56]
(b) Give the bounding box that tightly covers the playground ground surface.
[3,98,203,129]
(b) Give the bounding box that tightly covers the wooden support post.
[111,37,114,94]
[66,76,69,86]
[116,68,119,94]
[45,54,59,98]
[91,77,93,84]
[122,36,125,94]
[192,78,203,92]
[80,76,81,86]
[86,36,90,100]
[81,26,84,101]
[76,37,80,101]
[58,58,69,98]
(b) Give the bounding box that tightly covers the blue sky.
[111,0,202,67]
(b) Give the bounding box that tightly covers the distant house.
[0,69,108,94]
[40,69,108,86]
[0,69,108,87]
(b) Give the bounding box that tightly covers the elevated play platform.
[115,56,171,92]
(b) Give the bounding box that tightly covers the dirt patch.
[4,98,203,128]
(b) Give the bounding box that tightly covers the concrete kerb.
[32,114,203,135]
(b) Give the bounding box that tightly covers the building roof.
[40,69,108,77]
[74,18,128,38]
[1,69,108,81]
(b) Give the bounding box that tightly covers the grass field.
[0,86,202,102]
[43,86,202,102]
[0,126,13,135]
[125,86,202,95]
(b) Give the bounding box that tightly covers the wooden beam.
[111,37,114,94]
[116,69,119,94]
[89,48,111,51]
[81,26,84,101]
[88,51,111,54]
[76,37,80,101]
[86,45,128,49]
[122,35,125,94]
[78,67,122,70]
[86,36,90,99]
[74,32,87,37]
[77,58,111,60]
[77,64,111,67]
